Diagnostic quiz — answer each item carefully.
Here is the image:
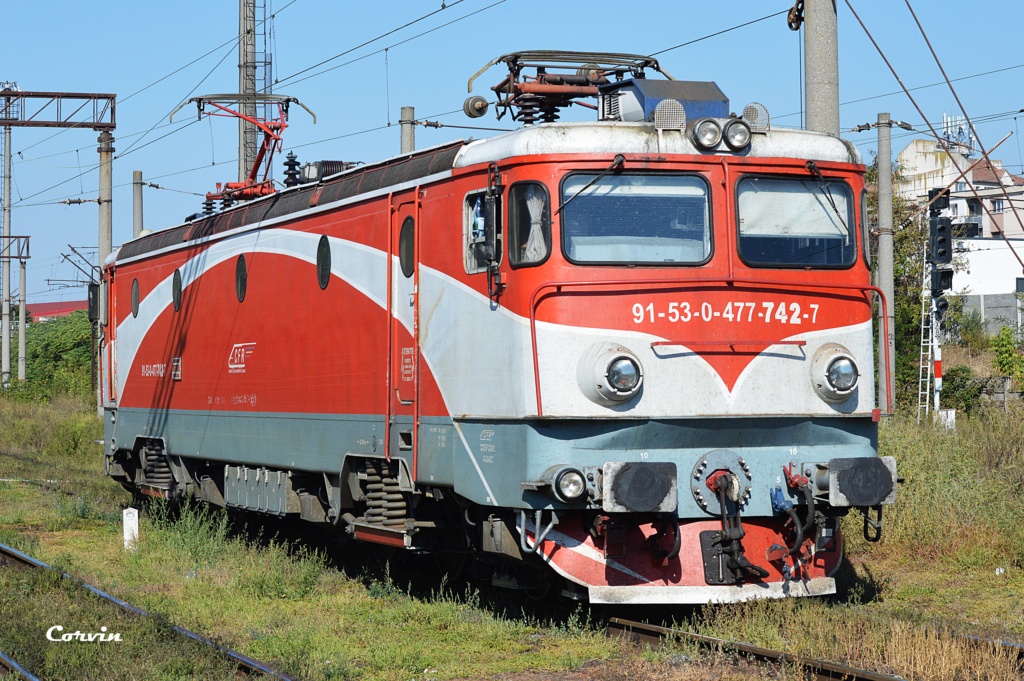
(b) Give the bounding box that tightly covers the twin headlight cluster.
[577,341,861,407]
[691,117,752,152]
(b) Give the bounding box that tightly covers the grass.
[2,395,1024,679]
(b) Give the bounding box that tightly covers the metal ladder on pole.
[916,249,933,424]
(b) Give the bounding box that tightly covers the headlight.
[811,343,860,403]
[826,357,858,392]
[723,119,752,150]
[607,357,640,392]
[554,468,587,502]
[577,343,644,406]
[692,118,722,149]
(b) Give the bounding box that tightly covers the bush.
[990,325,1024,384]
[939,364,984,414]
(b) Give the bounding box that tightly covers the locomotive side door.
[388,195,420,472]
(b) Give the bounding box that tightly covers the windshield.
[736,176,855,267]
[561,174,711,265]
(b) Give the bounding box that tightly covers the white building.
[896,138,1024,239]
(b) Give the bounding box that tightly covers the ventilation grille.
[742,102,770,133]
[653,99,687,131]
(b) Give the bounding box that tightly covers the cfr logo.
[228,343,256,374]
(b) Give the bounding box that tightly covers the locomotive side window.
[172,269,182,311]
[399,217,415,278]
[235,254,247,302]
[463,192,501,273]
[508,183,550,267]
[861,189,872,268]
[560,173,711,265]
[131,278,140,318]
[316,234,332,289]
[736,176,855,268]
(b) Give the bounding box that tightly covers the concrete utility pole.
[98,132,114,274]
[2,121,10,388]
[400,106,415,154]
[876,113,896,410]
[133,170,144,239]
[804,0,840,136]
[17,257,25,381]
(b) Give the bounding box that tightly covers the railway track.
[608,617,906,680]
[0,542,292,680]
[608,617,1024,681]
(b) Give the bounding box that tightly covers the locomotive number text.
[631,301,819,325]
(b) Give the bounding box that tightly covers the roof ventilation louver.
[653,99,686,131]
[742,102,770,133]
[600,91,622,121]
[301,160,357,184]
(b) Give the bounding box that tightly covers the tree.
[6,310,94,399]
[865,155,927,410]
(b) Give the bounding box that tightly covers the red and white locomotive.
[100,52,897,604]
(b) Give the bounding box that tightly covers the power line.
[650,9,790,57]
[13,0,301,162]
[272,0,466,89]
[776,62,1024,122]
[278,1,506,90]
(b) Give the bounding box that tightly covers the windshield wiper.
[554,154,625,216]
[805,160,849,234]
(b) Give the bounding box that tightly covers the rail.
[0,648,40,681]
[529,277,893,415]
[0,542,293,680]
[607,617,905,681]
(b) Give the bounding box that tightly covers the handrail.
[528,276,892,415]
[652,339,807,350]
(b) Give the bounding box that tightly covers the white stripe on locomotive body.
[118,228,873,419]
[454,122,863,167]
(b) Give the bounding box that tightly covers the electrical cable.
[272,0,465,88]
[14,0,301,159]
[275,0,506,90]
[650,9,789,57]
[844,0,1024,270]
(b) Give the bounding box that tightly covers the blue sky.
[4,0,1023,303]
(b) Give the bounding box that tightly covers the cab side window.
[508,182,550,267]
[464,191,501,273]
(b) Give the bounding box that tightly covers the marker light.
[554,468,587,502]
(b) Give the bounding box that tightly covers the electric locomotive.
[99,52,897,604]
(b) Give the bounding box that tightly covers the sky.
[3,0,1023,304]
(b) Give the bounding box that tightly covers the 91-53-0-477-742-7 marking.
[632,301,820,325]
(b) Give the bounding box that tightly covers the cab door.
[387,194,419,473]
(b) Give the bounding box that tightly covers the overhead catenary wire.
[272,0,466,89]
[274,0,507,90]
[903,0,1024,240]
[14,0,301,159]
[843,0,1024,271]
[650,9,789,57]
